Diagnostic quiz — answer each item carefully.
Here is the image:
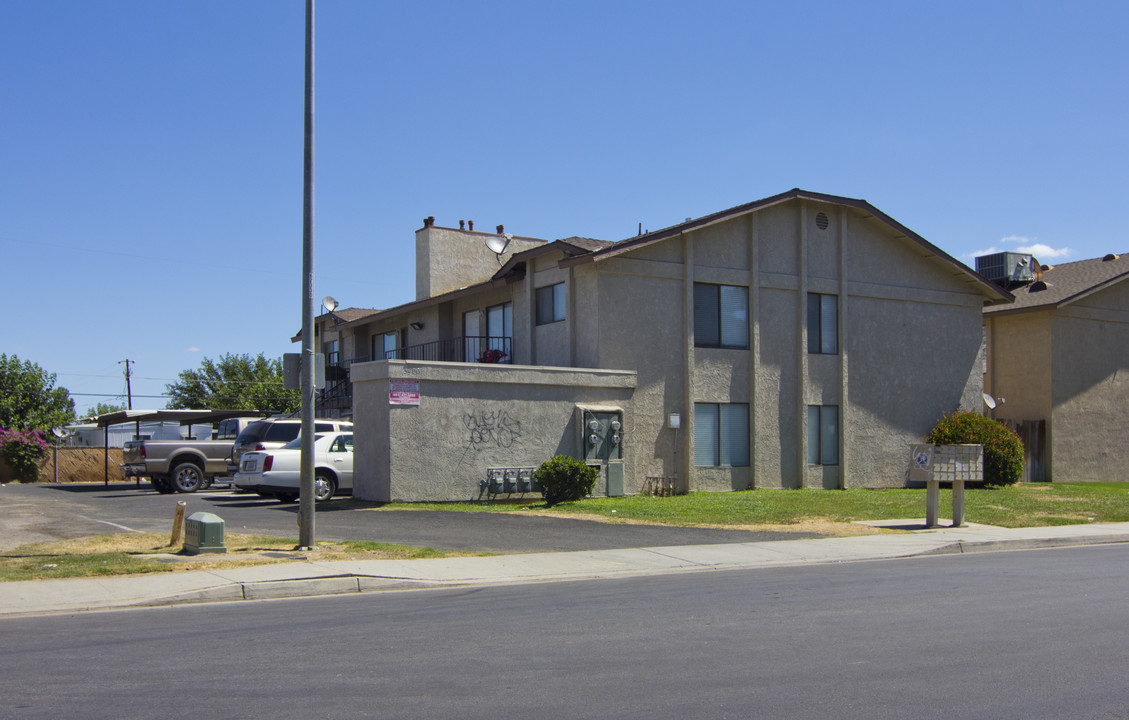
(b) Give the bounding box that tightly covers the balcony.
[317,336,512,417]
[383,336,512,364]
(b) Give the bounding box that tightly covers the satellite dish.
[51,427,67,438]
[484,234,512,256]
[322,296,339,313]
[982,393,997,409]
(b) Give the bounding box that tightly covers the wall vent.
[815,212,829,230]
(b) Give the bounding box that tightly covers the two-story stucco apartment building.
[303,189,1012,502]
[981,251,1129,483]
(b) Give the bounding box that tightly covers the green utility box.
[184,512,227,555]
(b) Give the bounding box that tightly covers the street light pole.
[298,0,316,549]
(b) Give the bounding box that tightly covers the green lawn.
[8,482,1129,582]
[384,482,1129,529]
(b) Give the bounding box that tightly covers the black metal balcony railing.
[383,336,512,364]
[317,336,512,415]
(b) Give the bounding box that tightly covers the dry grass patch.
[0,532,476,582]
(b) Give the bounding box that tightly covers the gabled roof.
[984,253,1129,316]
[492,237,616,279]
[561,188,1013,305]
[292,307,382,342]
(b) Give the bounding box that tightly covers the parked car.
[233,432,354,502]
[120,415,261,493]
[228,417,353,476]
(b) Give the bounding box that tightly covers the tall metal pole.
[298,0,316,549]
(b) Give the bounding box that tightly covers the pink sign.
[389,379,420,406]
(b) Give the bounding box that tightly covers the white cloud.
[968,236,1071,261]
[1014,242,1071,259]
[970,246,1000,258]
[186,346,201,352]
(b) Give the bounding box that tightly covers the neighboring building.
[306,189,1012,501]
[65,420,202,448]
[982,251,1129,482]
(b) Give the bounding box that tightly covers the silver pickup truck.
[120,416,258,493]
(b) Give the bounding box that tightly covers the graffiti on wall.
[464,409,524,451]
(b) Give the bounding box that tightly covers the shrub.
[535,455,598,506]
[0,428,50,483]
[925,411,1024,486]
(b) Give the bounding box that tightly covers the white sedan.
[234,432,353,502]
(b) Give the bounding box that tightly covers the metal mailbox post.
[911,444,984,528]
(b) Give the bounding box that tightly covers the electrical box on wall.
[578,407,623,462]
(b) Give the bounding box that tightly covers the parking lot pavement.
[0,482,826,554]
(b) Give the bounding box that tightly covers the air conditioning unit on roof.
[975,252,1036,289]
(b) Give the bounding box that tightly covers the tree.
[0,354,76,431]
[165,353,299,413]
[86,402,126,418]
[925,411,1025,486]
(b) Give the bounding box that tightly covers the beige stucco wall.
[588,199,989,491]
[1049,282,1129,482]
[984,311,1053,422]
[415,225,544,300]
[351,360,636,502]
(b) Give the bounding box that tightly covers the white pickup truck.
[120,416,258,493]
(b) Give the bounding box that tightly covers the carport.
[90,409,267,485]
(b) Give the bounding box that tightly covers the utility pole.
[119,358,137,441]
[119,359,134,409]
[297,0,317,549]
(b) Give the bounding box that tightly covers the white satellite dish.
[484,234,512,256]
[51,427,67,438]
[322,296,339,313]
[982,392,997,409]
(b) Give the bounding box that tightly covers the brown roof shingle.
[984,253,1129,315]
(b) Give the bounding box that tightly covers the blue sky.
[3,0,1127,417]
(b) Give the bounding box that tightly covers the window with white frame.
[485,302,512,363]
[694,283,749,349]
[693,403,749,466]
[807,293,838,354]
[373,331,397,360]
[806,405,839,465]
[536,283,566,325]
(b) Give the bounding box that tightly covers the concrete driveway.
[1,482,824,554]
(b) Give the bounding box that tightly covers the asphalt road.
[0,482,822,553]
[4,544,1128,719]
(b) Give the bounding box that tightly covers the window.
[324,339,339,366]
[485,302,513,363]
[331,434,354,453]
[536,283,566,325]
[807,293,838,354]
[373,332,397,360]
[694,283,748,349]
[693,403,749,466]
[807,405,839,465]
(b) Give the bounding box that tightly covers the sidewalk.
[4,520,1129,617]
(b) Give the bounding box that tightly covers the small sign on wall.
[389,379,420,406]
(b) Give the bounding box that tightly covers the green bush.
[0,428,50,483]
[535,455,598,506]
[925,411,1024,486]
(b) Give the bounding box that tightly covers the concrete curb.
[127,531,1129,612]
[5,527,1129,617]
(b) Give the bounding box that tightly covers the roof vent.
[1103,253,1119,262]
[1041,264,1053,271]
[815,212,829,230]
[1029,280,1048,292]
[975,252,1036,289]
